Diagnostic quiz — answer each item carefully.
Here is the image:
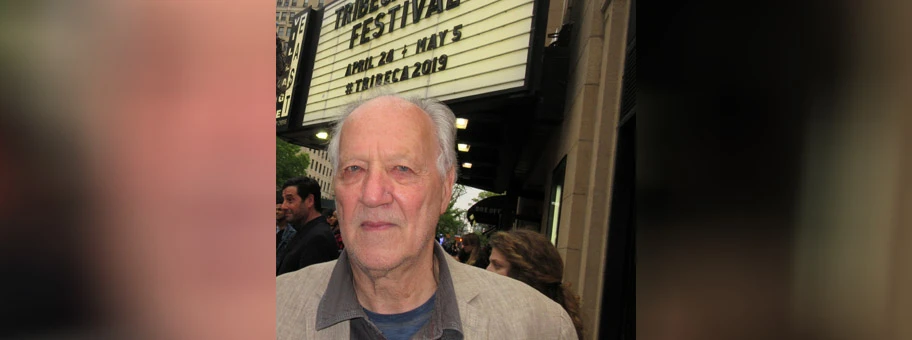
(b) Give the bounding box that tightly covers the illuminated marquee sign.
[303,0,538,126]
[277,10,310,127]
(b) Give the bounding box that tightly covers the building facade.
[299,147,334,200]
[542,0,634,338]
[276,0,337,49]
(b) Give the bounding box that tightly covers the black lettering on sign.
[384,70,392,83]
[345,63,352,77]
[411,0,425,24]
[352,0,361,20]
[342,4,354,27]
[334,7,345,29]
[350,23,362,49]
[387,5,401,33]
[357,0,370,19]
[360,18,373,44]
[401,1,409,29]
[355,78,364,91]
[452,24,462,42]
[373,12,386,38]
[438,54,448,70]
[346,83,354,94]
[446,0,460,10]
[416,37,428,54]
[427,33,437,49]
[380,0,391,5]
[412,62,421,78]
[369,0,380,13]
[422,59,432,74]
[400,65,411,81]
[437,30,449,47]
[426,0,443,18]
[393,68,401,82]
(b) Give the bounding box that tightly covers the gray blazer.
[277,250,578,339]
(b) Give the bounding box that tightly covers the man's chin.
[350,251,403,273]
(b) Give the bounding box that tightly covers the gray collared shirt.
[316,243,464,340]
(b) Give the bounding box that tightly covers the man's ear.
[305,193,315,210]
[440,167,456,214]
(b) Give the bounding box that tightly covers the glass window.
[278,27,285,36]
[292,0,298,6]
[545,156,566,246]
[276,12,281,20]
[280,12,287,21]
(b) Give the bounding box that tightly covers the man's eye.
[345,165,362,172]
[394,165,411,172]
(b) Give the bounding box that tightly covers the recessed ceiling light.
[455,118,468,129]
[462,162,472,169]
[315,131,329,139]
[457,143,470,152]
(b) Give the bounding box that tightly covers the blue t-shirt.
[363,293,436,340]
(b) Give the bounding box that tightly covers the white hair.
[326,88,458,184]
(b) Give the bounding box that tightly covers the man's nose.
[360,168,393,207]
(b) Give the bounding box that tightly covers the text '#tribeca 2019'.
[346,54,450,95]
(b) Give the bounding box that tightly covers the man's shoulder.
[297,218,335,239]
[447,261,575,337]
[277,260,335,299]
[277,260,339,338]
[449,259,563,309]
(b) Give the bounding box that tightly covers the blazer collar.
[315,243,465,338]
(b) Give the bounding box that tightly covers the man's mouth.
[361,221,395,231]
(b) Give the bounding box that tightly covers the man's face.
[281,186,311,223]
[334,96,454,273]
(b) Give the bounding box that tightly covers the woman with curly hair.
[487,229,584,339]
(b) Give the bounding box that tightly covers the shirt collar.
[316,243,463,337]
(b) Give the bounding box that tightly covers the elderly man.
[276,93,577,339]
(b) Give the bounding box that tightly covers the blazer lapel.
[448,255,488,338]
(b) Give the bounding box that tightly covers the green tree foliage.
[437,184,468,239]
[471,190,504,204]
[276,137,310,189]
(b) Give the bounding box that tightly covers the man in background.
[276,191,296,272]
[277,177,338,276]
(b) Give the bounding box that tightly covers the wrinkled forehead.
[340,97,438,152]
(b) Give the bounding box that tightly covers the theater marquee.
[302,0,539,127]
[277,11,309,123]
